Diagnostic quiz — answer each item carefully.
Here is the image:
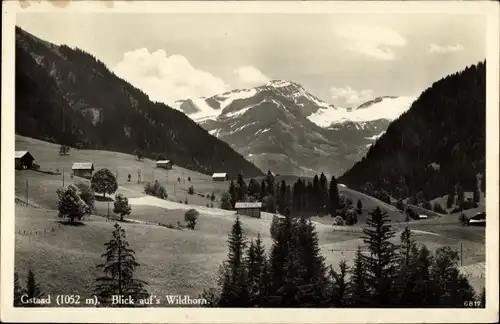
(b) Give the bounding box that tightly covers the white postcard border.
[1,1,499,323]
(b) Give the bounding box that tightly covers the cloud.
[334,25,407,60]
[234,66,270,86]
[330,86,375,107]
[112,48,229,104]
[427,43,465,54]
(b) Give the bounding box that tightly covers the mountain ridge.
[173,80,417,177]
[339,61,486,201]
[15,26,264,179]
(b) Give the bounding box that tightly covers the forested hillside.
[339,61,486,201]
[15,26,263,178]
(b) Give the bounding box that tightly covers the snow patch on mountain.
[183,98,220,121]
[225,106,253,118]
[217,88,258,110]
[255,128,271,135]
[222,99,268,118]
[229,122,258,134]
[365,131,386,141]
[307,96,417,127]
[209,128,222,137]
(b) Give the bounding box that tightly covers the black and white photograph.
[1,0,499,323]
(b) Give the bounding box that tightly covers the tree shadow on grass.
[56,220,86,227]
[95,195,114,202]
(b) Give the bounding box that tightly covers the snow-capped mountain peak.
[266,79,297,88]
[306,95,417,128]
[174,80,334,122]
[171,80,418,177]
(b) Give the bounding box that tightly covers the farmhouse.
[72,162,94,178]
[15,151,35,170]
[156,160,173,170]
[212,172,228,181]
[235,202,262,218]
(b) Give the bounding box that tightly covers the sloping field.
[15,206,228,306]
[15,135,230,207]
[13,136,486,306]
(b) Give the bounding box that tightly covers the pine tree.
[329,176,340,216]
[245,234,267,306]
[25,269,44,307]
[413,244,436,306]
[220,191,232,210]
[14,272,26,307]
[362,207,397,306]
[219,217,249,307]
[319,173,328,213]
[281,249,300,307]
[473,186,480,204]
[356,199,362,215]
[430,246,475,307]
[285,185,293,211]
[277,180,288,214]
[348,246,369,307]
[394,227,420,306]
[236,173,247,202]
[228,181,237,208]
[312,175,321,214]
[259,257,272,306]
[269,213,295,297]
[94,223,149,306]
[265,171,276,197]
[455,182,464,209]
[330,261,349,307]
[262,195,276,213]
[248,178,260,199]
[294,216,328,305]
[260,180,267,199]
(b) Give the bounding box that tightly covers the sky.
[16,12,486,108]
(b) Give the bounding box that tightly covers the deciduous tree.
[91,168,118,198]
[113,193,132,221]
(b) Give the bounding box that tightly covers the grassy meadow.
[13,135,486,306]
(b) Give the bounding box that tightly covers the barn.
[15,151,35,170]
[235,202,262,218]
[72,162,95,178]
[212,172,228,181]
[156,160,173,170]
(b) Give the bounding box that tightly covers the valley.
[14,135,485,306]
[10,22,489,310]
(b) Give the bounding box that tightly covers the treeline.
[200,207,484,308]
[221,171,361,223]
[15,26,263,178]
[340,61,486,203]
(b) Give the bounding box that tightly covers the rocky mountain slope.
[15,26,263,179]
[175,81,416,177]
[339,61,486,201]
